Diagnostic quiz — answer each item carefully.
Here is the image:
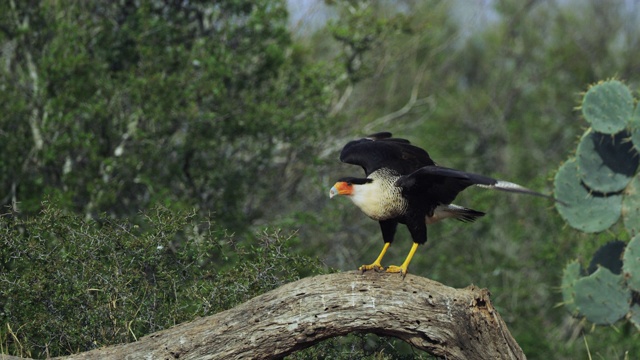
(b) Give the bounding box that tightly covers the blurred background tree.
[0,0,338,231]
[1,0,639,358]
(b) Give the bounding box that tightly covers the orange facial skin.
[329,181,353,198]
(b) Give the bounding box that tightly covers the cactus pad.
[576,130,638,193]
[582,80,634,134]
[630,102,640,152]
[561,260,582,315]
[554,158,622,233]
[622,234,640,292]
[573,267,631,325]
[623,175,640,236]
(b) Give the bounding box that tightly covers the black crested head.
[336,176,373,185]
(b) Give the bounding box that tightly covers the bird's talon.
[385,265,408,278]
[359,263,384,273]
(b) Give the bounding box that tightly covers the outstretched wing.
[396,165,553,206]
[339,132,435,176]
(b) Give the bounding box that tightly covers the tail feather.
[453,207,486,223]
[426,204,485,225]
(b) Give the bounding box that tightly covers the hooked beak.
[330,181,352,198]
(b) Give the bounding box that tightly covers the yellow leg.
[386,242,419,277]
[359,242,390,272]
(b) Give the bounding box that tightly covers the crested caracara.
[329,132,552,277]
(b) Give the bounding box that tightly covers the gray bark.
[8,272,526,360]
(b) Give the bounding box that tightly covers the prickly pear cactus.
[573,267,630,325]
[562,239,640,328]
[576,130,638,193]
[631,102,640,152]
[582,79,634,134]
[555,80,640,329]
[555,80,640,231]
[623,176,640,236]
[561,260,582,316]
[623,234,640,292]
[553,158,622,233]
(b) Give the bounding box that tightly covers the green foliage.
[630,305,640,330]
[327,0,411,83]
[0,202,325,358]
[0,0,338,233]
[291,333,434,360]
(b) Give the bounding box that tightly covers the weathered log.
[10,272,526,360]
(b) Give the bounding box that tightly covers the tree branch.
[10,272,526,360]
[329,82,353,117]
[364,60,430,133]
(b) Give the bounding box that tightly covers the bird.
[329,132,553,277]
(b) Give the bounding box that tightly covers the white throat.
[348,171,406,220]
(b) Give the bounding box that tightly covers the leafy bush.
[0,202,324,358]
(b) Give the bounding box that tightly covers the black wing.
[339,132,435,176]
[396,165,552,206]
